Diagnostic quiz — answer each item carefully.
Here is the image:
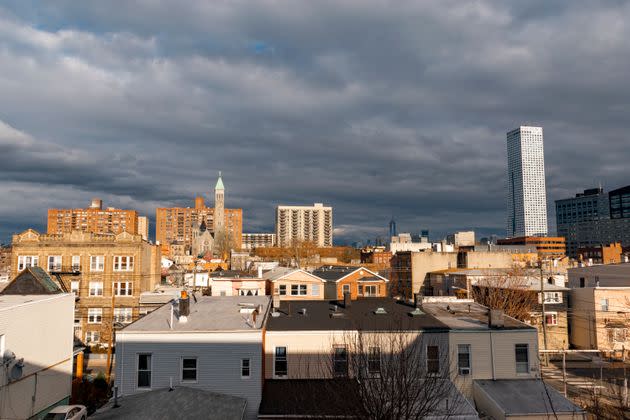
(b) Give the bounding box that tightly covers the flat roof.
[266,298,449,332]
[474,379,585,416]
[421,300,534,331]
[0,293,73,312]
[120,295,270,333]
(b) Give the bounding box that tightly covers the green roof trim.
[215,173,225,190]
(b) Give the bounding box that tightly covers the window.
[365,285,378,296]
[72,255,81,271]
[311,284,320,296]
[85,331,100,344]
[113,282,133,296]
[181,357,197,382]
[600,298,609,312]
[427,345,440,374]
[17,255,38,271]
[241,358,250,378]
[71,281,80,295]
[458,344,471,375]
[88,308,102,324]
[291,284,307,296]
[579,277,585,288]
[611,328,627,343]
[90,256,105,272]
[113,256,134,271]
[0,334,5,356]
[542,292,561,303]
[358,285,363,295]
[89,282,103,296]
[137,354,152,388]
[48,255,62,271]
[368,347,380,374]
[274,347,287,377]
[342,284,350,295]
[114,307,133,323]
[278,285,287,295]
[545,313,558,326]
[333,346,348,377]
[515,344,529,373]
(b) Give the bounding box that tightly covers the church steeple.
[214,172,225,245]
[215,171,225,190]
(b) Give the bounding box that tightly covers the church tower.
[214,172,225,241]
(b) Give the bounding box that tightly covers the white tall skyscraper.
[506,126,548,237]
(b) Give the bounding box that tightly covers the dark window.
[241,358,250,378]
[333,347,348,377]
[137,354,152,388]
[182,358,197,381]
[458,344,471,374]
[279,285,286,295]
[515,344,529,373]
[579,277,585,288]
[427,345,439,374]
[368,347,380,374]
[275,347,287,376]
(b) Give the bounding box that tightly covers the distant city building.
[11,229,161,347]
[275,203,333,247]
[577,243,628,265]
[156,174,243,253]
[496,236,566,258]
[0,245,11,284]
[388,218,397,238]
[556,186,630,257]
[506,126,548,237]
[389,233,432,254]
[48,198,139,235]
[446,231,475,247]
[242,233,277,250]
[137,216,149,241]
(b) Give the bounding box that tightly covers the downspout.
[489,331,496,380]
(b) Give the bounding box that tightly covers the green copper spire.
[215,171,224,190]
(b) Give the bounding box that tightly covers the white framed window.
[600,298,609,312]
[17,255,38,271]
[342,284,350,295]
[85,331,100,344]
[290,284,307,296]
[368,347,381,375]
[611,328,627,343]
[427,345,440,374]
[90,255,105,272]
[540,292,562,304]
[278,285,287,295]
[89,281,103,296]
[515,344,529,374]
[311,283,320,296]
[181,357,197,382]
[274,346,288,377]
[47,255,62,271]
[113,256,134,272]
[0,334,5,356]
[87,308,102,324]
[241,358,251,378]
[364,285,378,296]
[114,307,133,323]
[137,354,152,388]
[458,344,471,375]
[113,281,133,296]
[71,255,81,271]
[71,281,80,294]
[545,312,558,326]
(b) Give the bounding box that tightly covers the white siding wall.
[0,294,75,419]
[115,331,262,420]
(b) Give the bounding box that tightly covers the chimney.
[414,293,422,308]
[343,291,351,308]
[179,290,190,322]
[258,266,263,279]
[90,198,103,210]
[272,295,280,310]
[488,309,504,329]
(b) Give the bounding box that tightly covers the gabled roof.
[311,265,389,283]
[262,267,326,283]
[0,267,63,295]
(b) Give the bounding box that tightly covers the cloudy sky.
[1,1,629,244]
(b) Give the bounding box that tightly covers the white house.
[114,294,271,420]
[0,293,75,419]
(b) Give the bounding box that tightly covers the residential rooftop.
[421,299,535,331]
[121,295,271,333]
[0,293,73,312]
[266,298,450,332]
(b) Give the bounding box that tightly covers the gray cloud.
[1,1,629,244]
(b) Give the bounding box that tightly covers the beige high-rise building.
[11,229,161,347]
[275,203,333,247]
[47,199,139,235]
[137,216,149,241]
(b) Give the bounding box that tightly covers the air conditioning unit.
[459,367,471,375]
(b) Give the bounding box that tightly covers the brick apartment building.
[11,229,160,346]
[48,198,140,235]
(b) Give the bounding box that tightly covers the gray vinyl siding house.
[114,295,270,420]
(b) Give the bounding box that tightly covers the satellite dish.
[2,349,15,365]
[9,359,24,381]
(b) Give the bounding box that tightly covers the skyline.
[2,1,630,243]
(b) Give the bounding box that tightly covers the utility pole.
[539,259,548,365]
[105,287,116,385]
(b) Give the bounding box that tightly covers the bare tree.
[471,266,538,321]
[577,379,630,420]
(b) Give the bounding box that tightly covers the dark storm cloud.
[1,1,629,244]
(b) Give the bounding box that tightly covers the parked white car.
[43,405,87,420]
